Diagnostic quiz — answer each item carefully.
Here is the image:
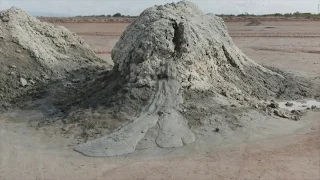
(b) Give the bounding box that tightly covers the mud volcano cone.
[74,1,310,157]
[0,7,104,109]
[245,19,262,26]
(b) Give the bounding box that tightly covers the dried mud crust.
[0,7,106,111]
[35,1,315,157]
[0,38,49,111]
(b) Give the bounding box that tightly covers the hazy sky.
[0,0,319,16]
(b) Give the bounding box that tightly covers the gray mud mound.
[0,7,105,110]
[52,1,313,157]
[245,19,262,26]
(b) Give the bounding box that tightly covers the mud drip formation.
[74,1,312,157]
[75,61,195,156]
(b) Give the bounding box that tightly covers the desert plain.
[0,19,319,180]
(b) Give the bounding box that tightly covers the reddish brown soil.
[38,17,320,24]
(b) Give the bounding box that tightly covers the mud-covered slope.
[0,7,106,110]
[57,1,313,157]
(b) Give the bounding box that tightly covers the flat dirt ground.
[0,21,319,180]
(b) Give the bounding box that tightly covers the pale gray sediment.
[74,1,314,157]
[0,7,106,110]
[75,61,195,157]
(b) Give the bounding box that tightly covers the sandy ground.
[0,21,319,180]
[55,21,320,76]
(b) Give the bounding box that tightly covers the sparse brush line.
[76,32,320,38]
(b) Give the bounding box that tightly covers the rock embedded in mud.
[19,77,27,87]
[8,71,16,76]
[285,102,294,107]
[29,80,36,85]
[9,65,16,69]
[274,109,290,118]
[291,110,303,116]
[269,102,279,108]
[41,74,50,80]
[71,79,81,83]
